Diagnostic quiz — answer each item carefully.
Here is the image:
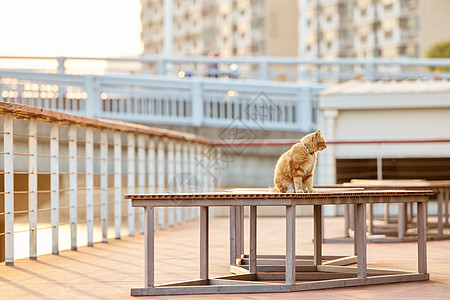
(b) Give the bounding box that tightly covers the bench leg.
[398,203,406,240]
[438,189,444,237]
[200,206,209,279]
[445,189,449,225]
[355,203,367,279]
[418,201,427,274]
[145,206,154,288]
[314,205,322,266]
[249,206,257,273]
[286,205,296,285]
[230,207,236,266]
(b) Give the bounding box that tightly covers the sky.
[0,0,143,57]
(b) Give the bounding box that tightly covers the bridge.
[2,56,450,132]
[0,69,324,133]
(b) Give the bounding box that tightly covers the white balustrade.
[85,127,94,246]
[0,104,216,265]
[28,118,38,259]
[50,122,59,255]
[3,113,14,265]
[127,133,136,236]
[69,124,78,249]
[0,69,325,133]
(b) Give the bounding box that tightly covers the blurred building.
[140,0,299,57]
[306,0,450,59]
[317,79,450,185]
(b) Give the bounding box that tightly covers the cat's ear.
[315,130,322,138]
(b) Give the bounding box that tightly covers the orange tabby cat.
[273,130,327,193]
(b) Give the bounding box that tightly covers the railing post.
[191,78,203,126]
[57,57,66,74]
[202,145,209,194]
[4,113,14,265]
[175,140,182,224]
[216,147,222,191]
[208,145,215,218]
[364,60,375,82]
[157,58,166,76]
[50,121,59,255]
[127,133,136,236]
[137,135,146,234]
[114,131,122,239]
[298,86,312,132]
[157,138,166,229]
[190,142,197,219]
[85,127,94,246]
[259,59,270,80]
[28,118,38,260]
[167,139,175,227]
[69,124,78,250]
[147,137,157,230]
[84,75,100,118]
[100,130,108,243]
[196,143,202,218]
[182,142,190,221]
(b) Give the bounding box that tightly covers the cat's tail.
[268,185,279,193]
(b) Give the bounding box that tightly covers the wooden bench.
[127,188,432,296]
[334,180,450,242]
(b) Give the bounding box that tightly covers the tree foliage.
[426,39,450,72]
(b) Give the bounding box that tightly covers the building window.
[385,31,393,38]
[399,46,407,55]
[361,35,367,43]
[361,8,367,16]
[326,15,332,22]
[384,4,393,11]
[327,41,332,49]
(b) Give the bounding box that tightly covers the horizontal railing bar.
[14,209,31,215]
[13,152,33,156]
[3,55,450,66]
[10,223,72,234]
[36,136,74,142]
[12,132,34,137]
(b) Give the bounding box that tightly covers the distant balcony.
[320,14,340,31]
[354,5,376,25]
[319,0,342,6]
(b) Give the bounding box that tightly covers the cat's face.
[314,130,327,151]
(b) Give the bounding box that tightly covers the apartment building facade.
[306,0,450,59]
[140,0,299,57]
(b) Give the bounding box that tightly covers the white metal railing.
[0,70,325,132]
[0,102,220,265]
[1,56,450,82]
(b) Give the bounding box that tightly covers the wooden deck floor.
[1,216,450,299]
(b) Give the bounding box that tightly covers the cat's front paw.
[296,189,305,193]
[304,187,316,193]
[311,189,318,193]
[286,188,295,193]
